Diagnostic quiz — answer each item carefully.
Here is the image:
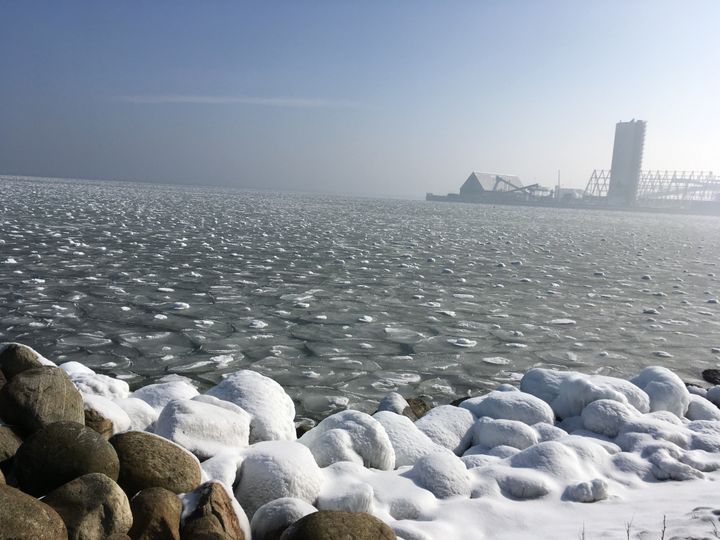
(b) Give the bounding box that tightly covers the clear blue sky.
[1,1,718,197]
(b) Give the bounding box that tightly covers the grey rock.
[110,431,201,497]
[128,487,182,540]
[15,421,119,496]
[0,344,43,381]
[0,367,84,434]
[44,472,132,540]
[0,484,68,540]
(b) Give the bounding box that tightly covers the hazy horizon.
[1,0,718,198]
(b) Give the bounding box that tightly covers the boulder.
[0,484,68,539]
[702,368,720,385]
[405,397,431,419]
[251,498,317,540]
[43,472,132,540]
[15,421,119,496]
[279,511,396,540]
[0,425,22,466]
[0,343,43,380]
[110,431,201,496]
[127,487,182,540]
[85,407,114,439]
[0,367,85,434]
[182,482,245,540]
[0,467,4,484]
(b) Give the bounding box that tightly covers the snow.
[23,344,720,540]
[250,498,317,540]
[206,370,296,443]
[132,380,199,412]
[235,441,323,517]
[299,410,395,470]
[415,405,475,455]
[155,398,251,459]
[460,390,554,425]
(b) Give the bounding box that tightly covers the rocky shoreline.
[3,341,720,539]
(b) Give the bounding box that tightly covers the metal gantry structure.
[584,169,720,202]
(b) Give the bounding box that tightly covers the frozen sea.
[2,175,720,421]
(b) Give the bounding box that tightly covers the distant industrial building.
[459,172,524,196]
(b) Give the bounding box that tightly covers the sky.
[0,1,718,198]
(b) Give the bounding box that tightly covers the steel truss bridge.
[584,170,720,202]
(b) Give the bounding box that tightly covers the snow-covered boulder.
[377,392,410,415]
[631,366,690,417]
[82,393,131,434]
[114,397,158,431]
[510,441,585,481]
[563,478,608,502]
[405,452,471,499]
[494,467,552,500]
[414,405,475,455]
[581,399,638,438]
[60,362,130,399]
[316,480,375,513]
[299,410,395,470]
[686,394,720,421]
[460,391,554,426]
[200,452,242,491]
[521,368,650,419]
[132,380,199,412]
[250,498,317,540]
[207,370,296,442]
[235,441,323,517]
[471,417,539,450]
[373,411,447,467]
[155,398,251,459]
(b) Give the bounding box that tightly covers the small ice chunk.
[460,391,555,426]
[249,319,268,329]
[405,452,471,499]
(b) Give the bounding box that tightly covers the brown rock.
[0,467,5,484]
[0,425,22,465]
[128,487,182,540]
[44,472,132,540]
[0,484,68,540]
[85,407,114,439]
[107,535,132,540]
[15,421,119,496]
[181,482,244,540]
[279,511,396,540]
[0,367,85,434]
[405,397,431,420]
[0,344,43,381]
[110,431,201,497]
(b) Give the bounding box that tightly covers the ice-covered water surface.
[1,176,720,419]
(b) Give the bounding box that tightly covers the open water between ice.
[2,176,720,421]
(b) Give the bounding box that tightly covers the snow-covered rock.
[405,452,471,499]
[113,397,158,431]
[250,498,317,540]
[207,370,296,442]
[299,410,395,470]
[132,380,199,412]
[235,441,323,517]
[460,390,554,425]
[155,398,251,459]
[62,364,130,399]
[82,393,131,434]
[581,399,638,437]
[414,405,475,455]
[686,394,720,421]
[377,392,410,415]
[471,417,539,450]
[563,478,609,502]
[374,411,448,467]
[632,366,690,417]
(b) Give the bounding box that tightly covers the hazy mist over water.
[2,177,720,420]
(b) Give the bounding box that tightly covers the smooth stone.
[110,431,201,496]
[15,421,119,496]
[279,511,396,540]
[702,369,720,386]
[0,468,4,484]
[0,367,85,434]
[127,487,182,540]
[181,481,245,540]
[405,397,431,420]
[0,344,43,381]
[0,425,22,466]
[44,472,132,540]
[0,484,68,540]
